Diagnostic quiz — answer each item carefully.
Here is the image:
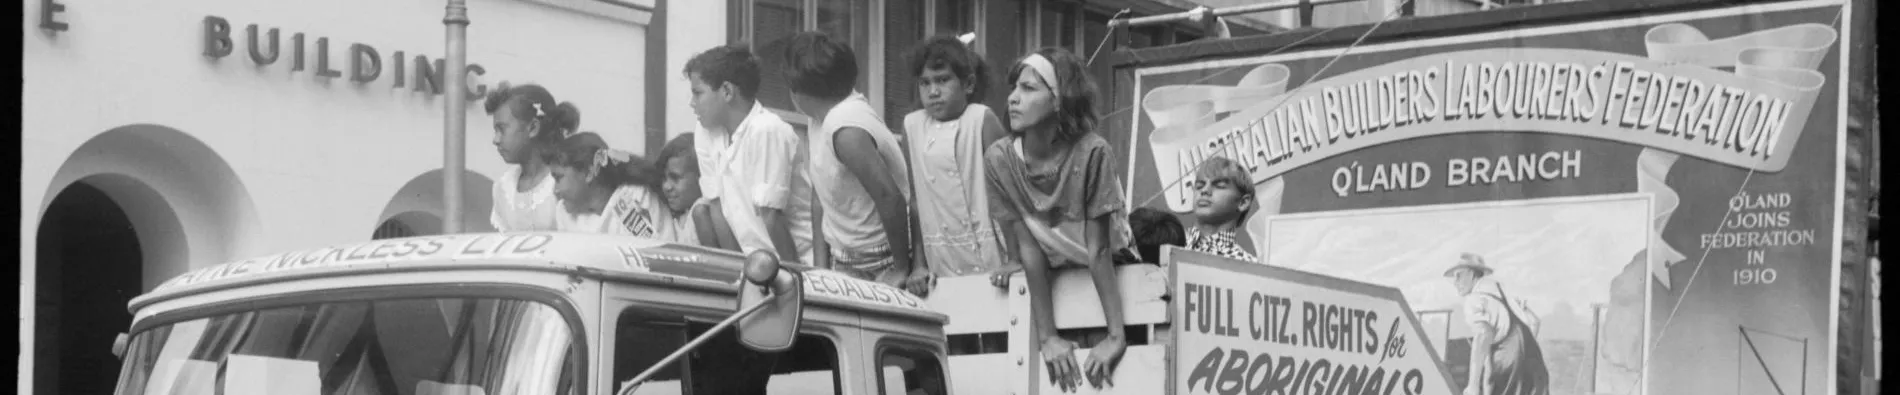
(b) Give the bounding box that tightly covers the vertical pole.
[1801,338,1809,395]
[444,0,469,234]
[1590,304,1603,392]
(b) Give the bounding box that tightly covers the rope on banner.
[1134,0,1416,210]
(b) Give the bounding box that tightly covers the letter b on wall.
[203,16,233,58]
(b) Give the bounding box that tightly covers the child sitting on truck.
[984,47,1132,391]
[655,134,740,249]
[485,82,577,232]
[781,32,925,295]
[686,44,817,265]
[545,132,691,242]
[902,33,1012,278]
[1184,156,1258,262]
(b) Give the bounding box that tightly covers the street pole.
[443,0,469,234]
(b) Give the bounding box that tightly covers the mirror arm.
[619,292,781,394]
[112,333,129,360]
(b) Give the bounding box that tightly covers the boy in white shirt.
[685,44,817,265]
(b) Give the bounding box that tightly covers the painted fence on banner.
[1107,1,1864,394]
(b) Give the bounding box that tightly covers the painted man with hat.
[1446,253,1550,395]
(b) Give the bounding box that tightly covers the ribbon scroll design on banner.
[1137,22,1838,273]
[1639,22,1837,288]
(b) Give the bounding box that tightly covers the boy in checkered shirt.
[1184,156,1258,262]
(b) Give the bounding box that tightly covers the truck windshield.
[114,297,578,395]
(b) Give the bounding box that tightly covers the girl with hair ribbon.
[543,132,687,241]
[485,82,582,231]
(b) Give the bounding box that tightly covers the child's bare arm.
[760,207,800,263]
[1003,220,1056,339]
[1010,220,1082,390]
[834,128,918,291]
[1086,216,1128,337]
[1082,215,1129,387]
[692,201,741,250]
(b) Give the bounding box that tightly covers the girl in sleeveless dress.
[903,34,1012,278]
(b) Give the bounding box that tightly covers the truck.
[110,230,1452,395]
[110,233,952,395]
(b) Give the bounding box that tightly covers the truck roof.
[130,232,945,324]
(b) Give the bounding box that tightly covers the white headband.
[1021,54,1061,103]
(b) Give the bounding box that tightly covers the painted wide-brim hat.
[1442,252,1495,277]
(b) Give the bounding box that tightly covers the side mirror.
[736,250,803,352]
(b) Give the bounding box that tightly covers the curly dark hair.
[1128,207,1186,262]
[1006,47,1098,143]
[541,132,662,190]
[907,34,990,102]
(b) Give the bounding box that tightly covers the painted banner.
[1127,1,1849,395]
[1169,248,1457,395]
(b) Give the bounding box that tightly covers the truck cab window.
[876,344,947,395]
[686,322,841,395]
[614,311,689,395]
[613,313,842,395]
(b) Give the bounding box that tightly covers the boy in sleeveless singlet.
[780,32,927,296]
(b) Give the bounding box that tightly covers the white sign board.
[1168,247,1457,395]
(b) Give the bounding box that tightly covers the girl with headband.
[485,82,579,232]
[984,47,1134,391]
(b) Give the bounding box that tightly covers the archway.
[375,211,444,240]
[31,125,258,395]
[375,169,496,239]
[35,182,146,395]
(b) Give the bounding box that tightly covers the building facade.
[21,0,667,393]
[20,0,1238,393]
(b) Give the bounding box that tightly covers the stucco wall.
[663,0,729,140]
[20,0,659,391]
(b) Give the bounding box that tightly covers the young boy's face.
[918,64,971,121]
[687,73,734,130]
[1192,177,1251,225]
[661,155,702,215]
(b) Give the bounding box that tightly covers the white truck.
[109,232,1452,395]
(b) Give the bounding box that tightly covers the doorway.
[35,181,146,395]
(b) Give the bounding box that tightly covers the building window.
[1022,1,1080,52]
[734,0,876,123]
[929,0,977,38]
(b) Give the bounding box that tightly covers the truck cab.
[112,232,951,395]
